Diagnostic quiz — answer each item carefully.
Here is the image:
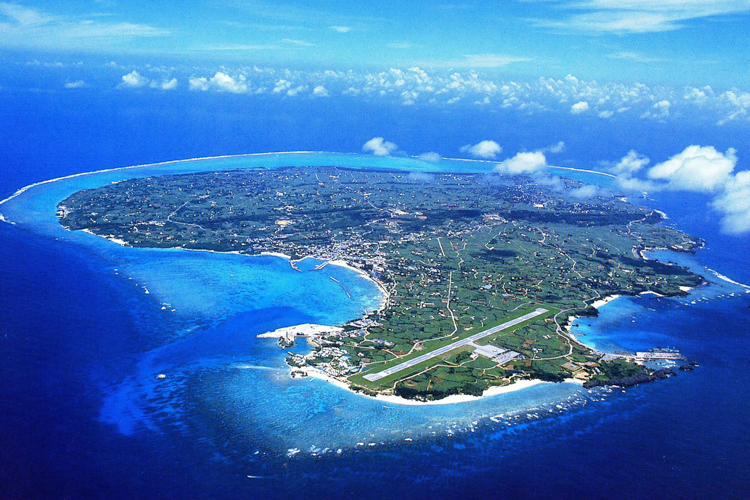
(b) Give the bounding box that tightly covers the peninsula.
[57,166,704,401]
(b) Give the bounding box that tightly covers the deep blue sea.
[1,91,749,499]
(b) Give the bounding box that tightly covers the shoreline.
[0,150,616,217]
[258,323,343,339]
[0,150,331,209]
[590,294,621,309]
[326,259,390,312]
[7,153,732,408]
[304,366,578,406]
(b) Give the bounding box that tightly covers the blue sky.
[1,1,750,85]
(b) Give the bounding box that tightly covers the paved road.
[363,307,548,382]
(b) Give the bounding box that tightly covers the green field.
[348,306,556,391]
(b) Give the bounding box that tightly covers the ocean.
[0,92,749,499]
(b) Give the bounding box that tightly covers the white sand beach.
[257,323,343,339]
[304,366,580,406]
[590,295,620,309]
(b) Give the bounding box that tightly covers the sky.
[1,1,749,85]
[1,1,749,234]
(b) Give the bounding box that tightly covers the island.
[57,166,704,401]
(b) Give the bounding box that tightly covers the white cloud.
[611,150,650,175]
[684,86,711,104]
[0,2,169,51]
[362,137,398,156]
[495,151,549,174]
[189,76,209,91]
[0,2,54,26]
[161,78,178,90]
[532,0,750,34]
[460,140,502,159]
[209,72,247,93]
[281,38,314,47]
[570,101,589,114]
[188,73,246,93]
[417,152,441,162]
[545,141,565,154]
[311,85,329,97]
[647,145,737,192]
[330,25,351,33]
[150,78,177,90]
[401,90,418,105]
[569,184,607,199]
[614,175,662,192]
[424,53,531,69]
[608,51,664,63]
[641,99,671,120]
[607,146,750,233]
[717,90,750,124]
[105,65,750,126]
[119,70,148,88]
[712,171,750,234]
[64,80,85,89]
[286,85,307,96]
[273,79,292,94]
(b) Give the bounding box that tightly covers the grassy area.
[348,305,556,391]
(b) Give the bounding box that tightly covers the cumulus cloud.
[495,151,548,174]
[119,70,148,88]
[570,101,589,114]
[362,137,398,156]
[614,175,661,192]
[272,79,291,94]
[189,76,209,91]
[311,85,329,97]
[647,145,736,193]
[544,141,565,154]
[99,65,750,126]
[610,150,650,175]
[417,152,441,162]
[569,184,608,199]
[64,80,85,89]
[210,72,247,93]
[606,145,750,234]
[641,99,671,120]
[151,78,177,90]
[460,140,502,159]
[189,72,246,93]
[712,171,750,234]
[286,85,307,96]
[684,86,711,105]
